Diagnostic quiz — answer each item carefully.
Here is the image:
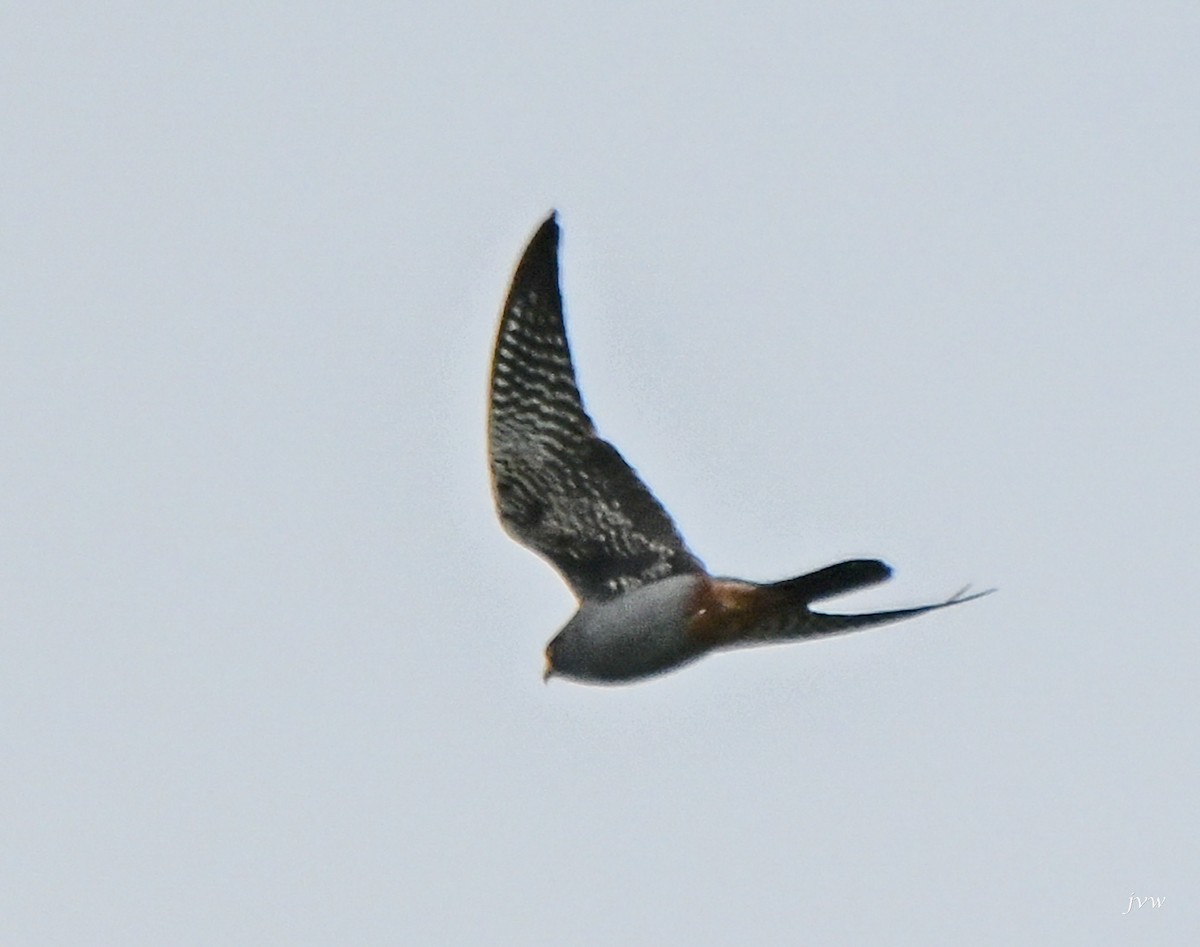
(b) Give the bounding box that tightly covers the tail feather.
[738,584,995,646]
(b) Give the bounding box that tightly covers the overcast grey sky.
[3,2,1196,944]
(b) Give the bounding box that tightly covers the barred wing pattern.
[488,214,705,602]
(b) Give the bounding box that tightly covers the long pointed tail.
[737,577,995,646]
[796,585,995,640]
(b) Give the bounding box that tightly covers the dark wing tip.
[528,211,559,255]
[842,558,893,585]
[765,558,893,603]
[504,213,561,302]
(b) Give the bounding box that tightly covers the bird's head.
[541,621,586,682]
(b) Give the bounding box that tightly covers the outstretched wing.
[488,213,705,602]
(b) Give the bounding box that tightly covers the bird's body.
[548,574,708,683]
[488,213,989,685]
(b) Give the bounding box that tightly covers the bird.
[488,212,991,685]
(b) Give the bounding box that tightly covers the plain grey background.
[3,3,1196,944]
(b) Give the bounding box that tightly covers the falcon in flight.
[488,213,989,685]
